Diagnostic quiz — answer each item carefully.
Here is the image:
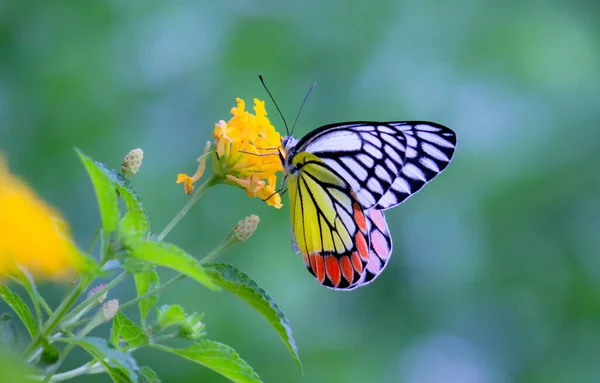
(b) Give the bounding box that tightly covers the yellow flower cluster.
[0,155,87,280]
[178,98,284,208]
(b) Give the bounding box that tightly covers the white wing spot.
[406,147,418,159]
[381,133,405,151]
[384,145,403,164]
[402,163,427,182]
[415,124,443,132]
[362,133,382,148]
[353,125,375,132]
[327,161,360,191]
[385,158,398,174]
[341,157,368,181]
[420,157,440,172]
[378,125,395,134]
[417,131,455,148]
[392,176,411,194]
[422,142,450,162]
[375,165,392,184]
[336,202,356,235]
[358,154,374,167]
[305,130,362,152]
[365,144,383,159]
[405,134,418,148]
[367,177,384,195]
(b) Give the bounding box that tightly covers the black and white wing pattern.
[294,121,456,211]
[294,122,408,210]
[374,122,456,210]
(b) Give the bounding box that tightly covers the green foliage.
[111,313,149,350]
[75,149,120,235]
[152,341,263,383]
[5,142,300,382]
[139,366,160,383]
[205,263,302,371]
[57,337,139,382]
[0,284,37,339]
[133,268,160,327]
[129,241,219,291]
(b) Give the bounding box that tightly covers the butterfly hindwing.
[351,209,393,288]
[288,151,370,289]
[375,122,457,210]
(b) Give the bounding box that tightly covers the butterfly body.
[280,121,456,290]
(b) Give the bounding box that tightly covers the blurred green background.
[1,0,599,382]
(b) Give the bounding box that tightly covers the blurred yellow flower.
[178,98,283,208]
[0,155,88,280]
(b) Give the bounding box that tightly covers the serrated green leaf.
[156,304,186,329]
[75,149,120,234]
[57,337,138,383]
[152,341,262,383]
[111,313,149,350]
[0,285,37,339]
[133,267,160,326]
[116,184,149,243]
[204,263,301,371]
[129,241,218,291]
[139,366,160,383]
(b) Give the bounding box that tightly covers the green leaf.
[116,184,149,243]
[129,241,218,291]
[133,267,160,327]
[152,341,262,383]
[139,366,160,383]
[111,313,149,350]
[75,149,120,234]
[57,337,138,383]
[156,304,186,329]
[204,263,302,371]
[0,285,37,339]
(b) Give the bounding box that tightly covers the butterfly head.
[280,135,299,174]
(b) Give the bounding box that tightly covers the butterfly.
[261,78,457,290]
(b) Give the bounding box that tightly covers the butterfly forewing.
[375,122,456,210]
[295,122,408,210]
[288,151,371,289]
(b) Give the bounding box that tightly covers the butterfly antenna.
[259,74,289,135]
[290,81,317,137]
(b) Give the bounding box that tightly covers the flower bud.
[87,284,107,304]
[122,148,144,178]
[232,215,260,242]
[101,299,119,321]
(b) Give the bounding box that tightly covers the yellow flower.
[178,98,284,208]
[0,155,89,280]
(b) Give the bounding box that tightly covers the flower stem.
[157,175,219,242]
[119,273,186,311]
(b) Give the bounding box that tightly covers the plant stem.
[61,271,128,325]
[157,175,218,241]
[119,273,186,311]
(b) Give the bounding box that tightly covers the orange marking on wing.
[325,256,342,287]
[339,255,354,283]
[355,231,369,261]
[311,253,325,283]
[353,204,367,232]
[351,252,364,274]
[302,253,310,267]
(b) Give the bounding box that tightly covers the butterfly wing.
[351,209,393,288]
[375,122,456,210]
[288,151,370,289]
[293,121,456,210]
